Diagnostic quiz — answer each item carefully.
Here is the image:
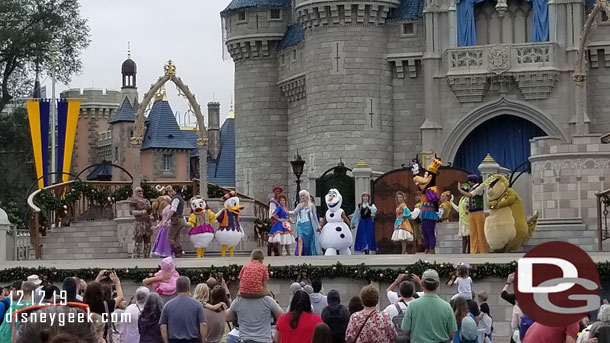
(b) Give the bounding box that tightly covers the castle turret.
[221,0,292,199]
[291,0,400,174]
[207,102,220,160]
[121,44,138,107]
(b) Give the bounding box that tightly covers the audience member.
[276,290,323,343]
[0,281,36,341]
[313,323,334,343]
[205,286,230,343]
[62,277,81,303]
[138,292,164,343]
[227,292,284,343]
[478,303,493,343]
[453,296,477,343]
[41,284,58,304]
[584,304,610,342]
[310,279,328,316]
[15,305,99,343]
[401,269,457,343]
[321,290,350,343]
[523,319,580,343]
[348,296,363,315]
[91,312,106,343]
[143,257,179,303]
[387,273,423,304]
[160,276,207,343]
[239,249,269,298]
[345,285,396,343]
[384,281,415,320]
[120,286,150,343]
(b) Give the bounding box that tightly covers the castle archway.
[441,96,567,170]
[130,60,210,197]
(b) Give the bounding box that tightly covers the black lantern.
[290,152,306,206]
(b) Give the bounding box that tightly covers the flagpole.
[51,47,56,184]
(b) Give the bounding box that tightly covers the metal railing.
[9,225,31,261]
[597,189,610,250]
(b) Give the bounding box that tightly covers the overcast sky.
[43,0,235,125]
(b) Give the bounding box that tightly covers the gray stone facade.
[222,0,610,216]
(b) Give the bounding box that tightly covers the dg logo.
[515,241,600,327]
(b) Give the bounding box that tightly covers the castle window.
[402,22,416,36]
[292,50,297,61]
[163,154,172,172]
[281,54,286,65]
[602,10,609,22]
[238,11,246,22]
[270,9,281,20]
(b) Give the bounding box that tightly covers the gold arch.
[575,0,610,85]
[131,60,209,198]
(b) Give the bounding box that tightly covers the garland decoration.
[3,260,609,285]
[35,181,132,213]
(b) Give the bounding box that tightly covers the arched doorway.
[453,115,546,174]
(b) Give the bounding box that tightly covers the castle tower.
[221,0,291,200]
[293,0,400,177]
[121,44,138,107]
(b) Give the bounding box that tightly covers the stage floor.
[4,252,609,270]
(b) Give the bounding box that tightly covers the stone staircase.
[435,217,599,254]
[40,220,129,260]
[521,218,597,252]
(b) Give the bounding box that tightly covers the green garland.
[3,260,610,285]
[35,181,132,213]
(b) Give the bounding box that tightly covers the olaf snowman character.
[318,189,353,255]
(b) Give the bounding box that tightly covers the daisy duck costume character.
[412,157,442,254]
[318,189,353,255]
[188,196,217,258]
[215,191,245,257]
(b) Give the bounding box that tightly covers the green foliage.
[0,107,35,227]
[254,217,272,233]
[317,173,355,215]
[1,260,609,284]
[34,180,132,213]
[0,0,90,112]
[603,195,610,207]
[208,184,226,199]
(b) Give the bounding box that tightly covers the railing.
[597,189,610,250]
[446,42,559,76]
[27,179,269,259]
[8,225,31,261]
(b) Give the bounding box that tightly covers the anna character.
[268,194,295,256]
[351,192,378,255]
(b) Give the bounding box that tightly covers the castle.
[60,54,236,187]
[221,0,610,241]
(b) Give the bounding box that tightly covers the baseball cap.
[422,269,440,283]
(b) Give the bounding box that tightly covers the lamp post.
[290,153,306,207]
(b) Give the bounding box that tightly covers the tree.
[0,107,36,226]
[0,0,90,113]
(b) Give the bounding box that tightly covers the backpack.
[0,298,9,324]
[392,301,409,343]
[460,315,478,343]
[519,314,535,340]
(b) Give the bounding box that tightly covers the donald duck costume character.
[188,196,216,258]
[216,191,245,257]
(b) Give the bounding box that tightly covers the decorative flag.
[26,99,51,189]
[56,100,81,183]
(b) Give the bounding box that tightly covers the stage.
[4,252,609,270]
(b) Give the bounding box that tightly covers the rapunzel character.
[351,192,377,255]
[268,194,295,256]
[188,196,216,258]
[215,191,244,257]
[152,195,172,257]
[392,191,420,254]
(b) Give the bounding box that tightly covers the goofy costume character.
[215,191,245,257]
[412,157,442,254]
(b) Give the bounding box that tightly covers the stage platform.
[4,252,609,270]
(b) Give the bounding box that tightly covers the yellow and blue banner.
[26,99,81,188]
[26,99,51,189]
[56,100,81,183]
